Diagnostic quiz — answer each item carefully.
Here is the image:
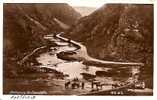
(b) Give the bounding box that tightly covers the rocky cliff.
[64,4,153,88]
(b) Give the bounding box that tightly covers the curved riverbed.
[4,34,144,95]
[37,36,111,79]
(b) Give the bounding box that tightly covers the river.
[38,35,113,80]
[4,33,143,95]
[34,34,139,94]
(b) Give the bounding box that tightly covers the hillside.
[64,4,153,88]
[3,3,81,78]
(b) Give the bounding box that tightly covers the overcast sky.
[66,0,105,8]
[4,0,106,8]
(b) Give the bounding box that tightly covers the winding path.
[20,46,47,64]
[19,10,144,67]
[56,32,144,67]
[56,32,145,95]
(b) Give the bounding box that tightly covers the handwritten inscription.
[10,95,35,100]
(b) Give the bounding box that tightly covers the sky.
[66,0,105,8]
[66,0,105,16]
[4,0,106,8]
[4,0,154,6]
[74,6,97,16]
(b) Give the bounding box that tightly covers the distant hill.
[64,4,153,88]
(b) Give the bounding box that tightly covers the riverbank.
[58,32,144,66]
[58,32,153,91]
[4,32,152,95]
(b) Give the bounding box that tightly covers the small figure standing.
[65,81,70,89]
[81,82,85,89]
[91,81,94,89]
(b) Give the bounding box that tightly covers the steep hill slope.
[64,4,153,88]
[3,3,81,77]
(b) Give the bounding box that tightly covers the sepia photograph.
[3,3,153,96]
